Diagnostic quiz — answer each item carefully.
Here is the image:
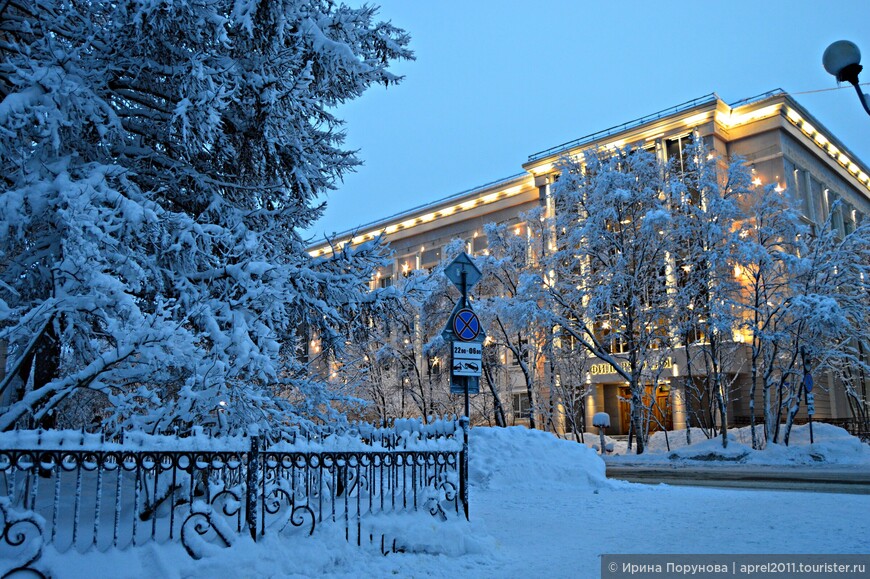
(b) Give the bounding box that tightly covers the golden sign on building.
[590,358,673,376]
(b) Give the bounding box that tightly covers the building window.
[512,392,530,420]
[666,133,693,174]
[785,160,813,220]
[512,338,529,366]
[421,247,441,270]
[843,204,856,235]
[379,276,393,288]
[829,192,846,236]
[472,235,488,255]
[809,177,827,224]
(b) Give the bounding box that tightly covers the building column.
[671,381,688,431]
[584,384,606,434]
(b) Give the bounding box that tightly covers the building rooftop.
[309,89,870,256]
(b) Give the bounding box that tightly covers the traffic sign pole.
[442,252,483,522]
[460,269,469,521]
[461,270,470,420]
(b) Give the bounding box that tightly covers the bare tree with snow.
[541,147,675,454]
[668,141,748,448]
[477,216,551,430]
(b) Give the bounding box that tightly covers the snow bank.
[469,426,609,491]
[605,423,870,465]
[0,420,462,453]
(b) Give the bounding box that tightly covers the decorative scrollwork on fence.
[263,485,316,537]
[0,498,46,579]
[180,502,234,560]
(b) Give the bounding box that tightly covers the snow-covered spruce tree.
[542,147,675,454]
[0,1,411,435]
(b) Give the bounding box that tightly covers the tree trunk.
[482,360,507,427]
[631,385,645,455]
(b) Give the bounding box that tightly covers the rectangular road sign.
[452,341,481,377]
[453,342,482,360]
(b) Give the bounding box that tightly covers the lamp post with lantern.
[823,40,870,117]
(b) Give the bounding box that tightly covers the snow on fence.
[0,418,466,576]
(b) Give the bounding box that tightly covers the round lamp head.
[823,40,862,82]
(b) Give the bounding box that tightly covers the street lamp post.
[823,40,870,117]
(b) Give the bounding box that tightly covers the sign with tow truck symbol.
[452,342,482,377]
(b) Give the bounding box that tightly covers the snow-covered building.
[308,90,870,435]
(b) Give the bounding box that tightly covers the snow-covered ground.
[35,426,870,578]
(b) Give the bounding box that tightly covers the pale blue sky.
[306,0,870,239]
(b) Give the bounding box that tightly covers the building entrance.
[618,385,673,434]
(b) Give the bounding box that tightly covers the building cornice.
[308,90,870,258]
[307,173,533,257]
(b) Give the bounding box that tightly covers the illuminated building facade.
[308,90,870,435]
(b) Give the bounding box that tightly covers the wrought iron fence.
[0,419,466,577]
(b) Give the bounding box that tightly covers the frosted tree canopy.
[0,0,412,435]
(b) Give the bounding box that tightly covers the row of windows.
[372,233,492,288]
[784,158,865,235]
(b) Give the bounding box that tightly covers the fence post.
[459,417,469,520]
[246,435,261,541]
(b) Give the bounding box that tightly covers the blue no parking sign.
[452,309,480,342]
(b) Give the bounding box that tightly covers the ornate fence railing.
[0,418,466,577]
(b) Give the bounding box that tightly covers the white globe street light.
[823,40,870,116]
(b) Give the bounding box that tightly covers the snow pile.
[469,426,609,491]
[744,423,870,465]
[0,429,249,452]
[605,423,870,465]
[0,419,463,454]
